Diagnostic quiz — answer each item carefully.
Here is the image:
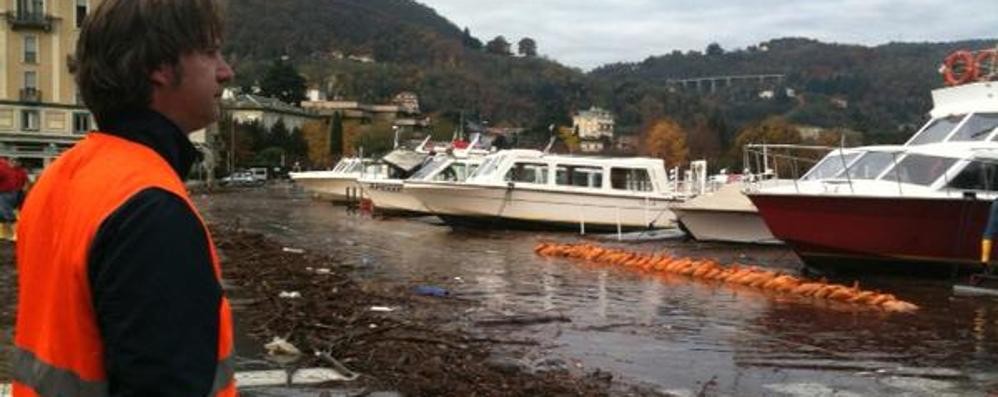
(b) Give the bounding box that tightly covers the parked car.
[221,171,263,187]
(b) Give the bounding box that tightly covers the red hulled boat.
[747,49,998,273]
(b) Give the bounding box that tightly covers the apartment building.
[572,106,615,153]
[0,0,97,171]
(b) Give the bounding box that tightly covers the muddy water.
[197,184,998,396]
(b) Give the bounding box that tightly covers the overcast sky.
[421,0,998,70]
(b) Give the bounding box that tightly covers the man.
[0,157,16,240]
[13,0,236,395]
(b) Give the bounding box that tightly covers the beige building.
[572,106,614,153]
[0,0,98,171]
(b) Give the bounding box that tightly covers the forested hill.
[223,0,996,149]
[226,0,465,62]
[591,38,997,141]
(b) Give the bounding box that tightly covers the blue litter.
[412,285,449,297]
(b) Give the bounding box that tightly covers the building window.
[22,109,40,131]
[24,71,37,90]
[76,0,87,27]
[24,36,37,64]
[73,112,91,134]
[17,0,44,15]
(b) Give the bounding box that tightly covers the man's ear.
[149,63,176,88]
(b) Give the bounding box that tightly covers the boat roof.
[487,149,666,167]
[930,82,998,118]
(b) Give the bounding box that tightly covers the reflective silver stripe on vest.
[12,347,108,397]
[210,353,236,395]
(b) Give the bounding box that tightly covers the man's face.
[151,45,233,132]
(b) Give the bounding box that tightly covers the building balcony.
[19,88,41,103]
[6,11,55,32]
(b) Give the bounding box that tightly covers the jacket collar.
[97,109,200,180]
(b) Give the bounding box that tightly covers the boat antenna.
[543,136,556,154]
[415,135,431,153]
[543,124,556,154]
[457,135,480,158]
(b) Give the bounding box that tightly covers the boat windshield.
[343,160,364,173]
[947,160,998,191]
[950,113,998,141]
[907,115,965,145]
[410,157,450,180]
[841,151,896,180]
[880,154,958,186]
[470,155,504,179]
[433,161,476,182]
[332,159,352,172]
[802,152,859,180]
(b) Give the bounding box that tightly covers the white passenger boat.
[289,157,388,202]
[363,154,484,214]
[405,149,685,231]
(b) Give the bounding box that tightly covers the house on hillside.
[223,92,321,131]
[573,106,615,153]
[302,93,430,135]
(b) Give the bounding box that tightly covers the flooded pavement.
[195,184,998,396]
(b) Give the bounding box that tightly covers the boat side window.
[947,161,998,191]
[906,115,965,145]
[555,165,603,188]
[842,151,894,180]
[610,167,653,191]
[803,152,859,180]
[504,162,549,184]
[951,113,998,141]
[881,154,958,186]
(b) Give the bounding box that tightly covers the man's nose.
[218,58,234,83]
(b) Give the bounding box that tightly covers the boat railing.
[742,143,838,193]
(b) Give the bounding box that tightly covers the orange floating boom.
[534,242,919,313]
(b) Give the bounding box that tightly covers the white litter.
[315,268,332,274]
[264,336,302,358]
[369,306,396,312]
[278,291,301,299]
[282,247,305,254]
[235,368,353,386]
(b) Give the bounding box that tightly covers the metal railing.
[6,11,54,31]
[19,87,41,103]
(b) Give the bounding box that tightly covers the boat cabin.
[465,149,675,196]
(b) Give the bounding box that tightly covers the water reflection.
[198,186,998,396]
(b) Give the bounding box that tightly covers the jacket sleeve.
[88,187,221,396]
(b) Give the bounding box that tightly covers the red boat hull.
[748,193,991,272]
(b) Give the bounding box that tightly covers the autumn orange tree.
[641,118,688,168]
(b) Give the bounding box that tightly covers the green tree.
[329,112,344,158]
[260,59,307,105]
[485,35,511,56]
[517,37,537,57]
[462,27,482,50]
[705,42,724,56]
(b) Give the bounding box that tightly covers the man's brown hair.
[75,0,225,126]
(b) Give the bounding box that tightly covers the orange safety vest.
[12,132,236,396]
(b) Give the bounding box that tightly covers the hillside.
[223,0,996,157]
[225,0,591,132]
